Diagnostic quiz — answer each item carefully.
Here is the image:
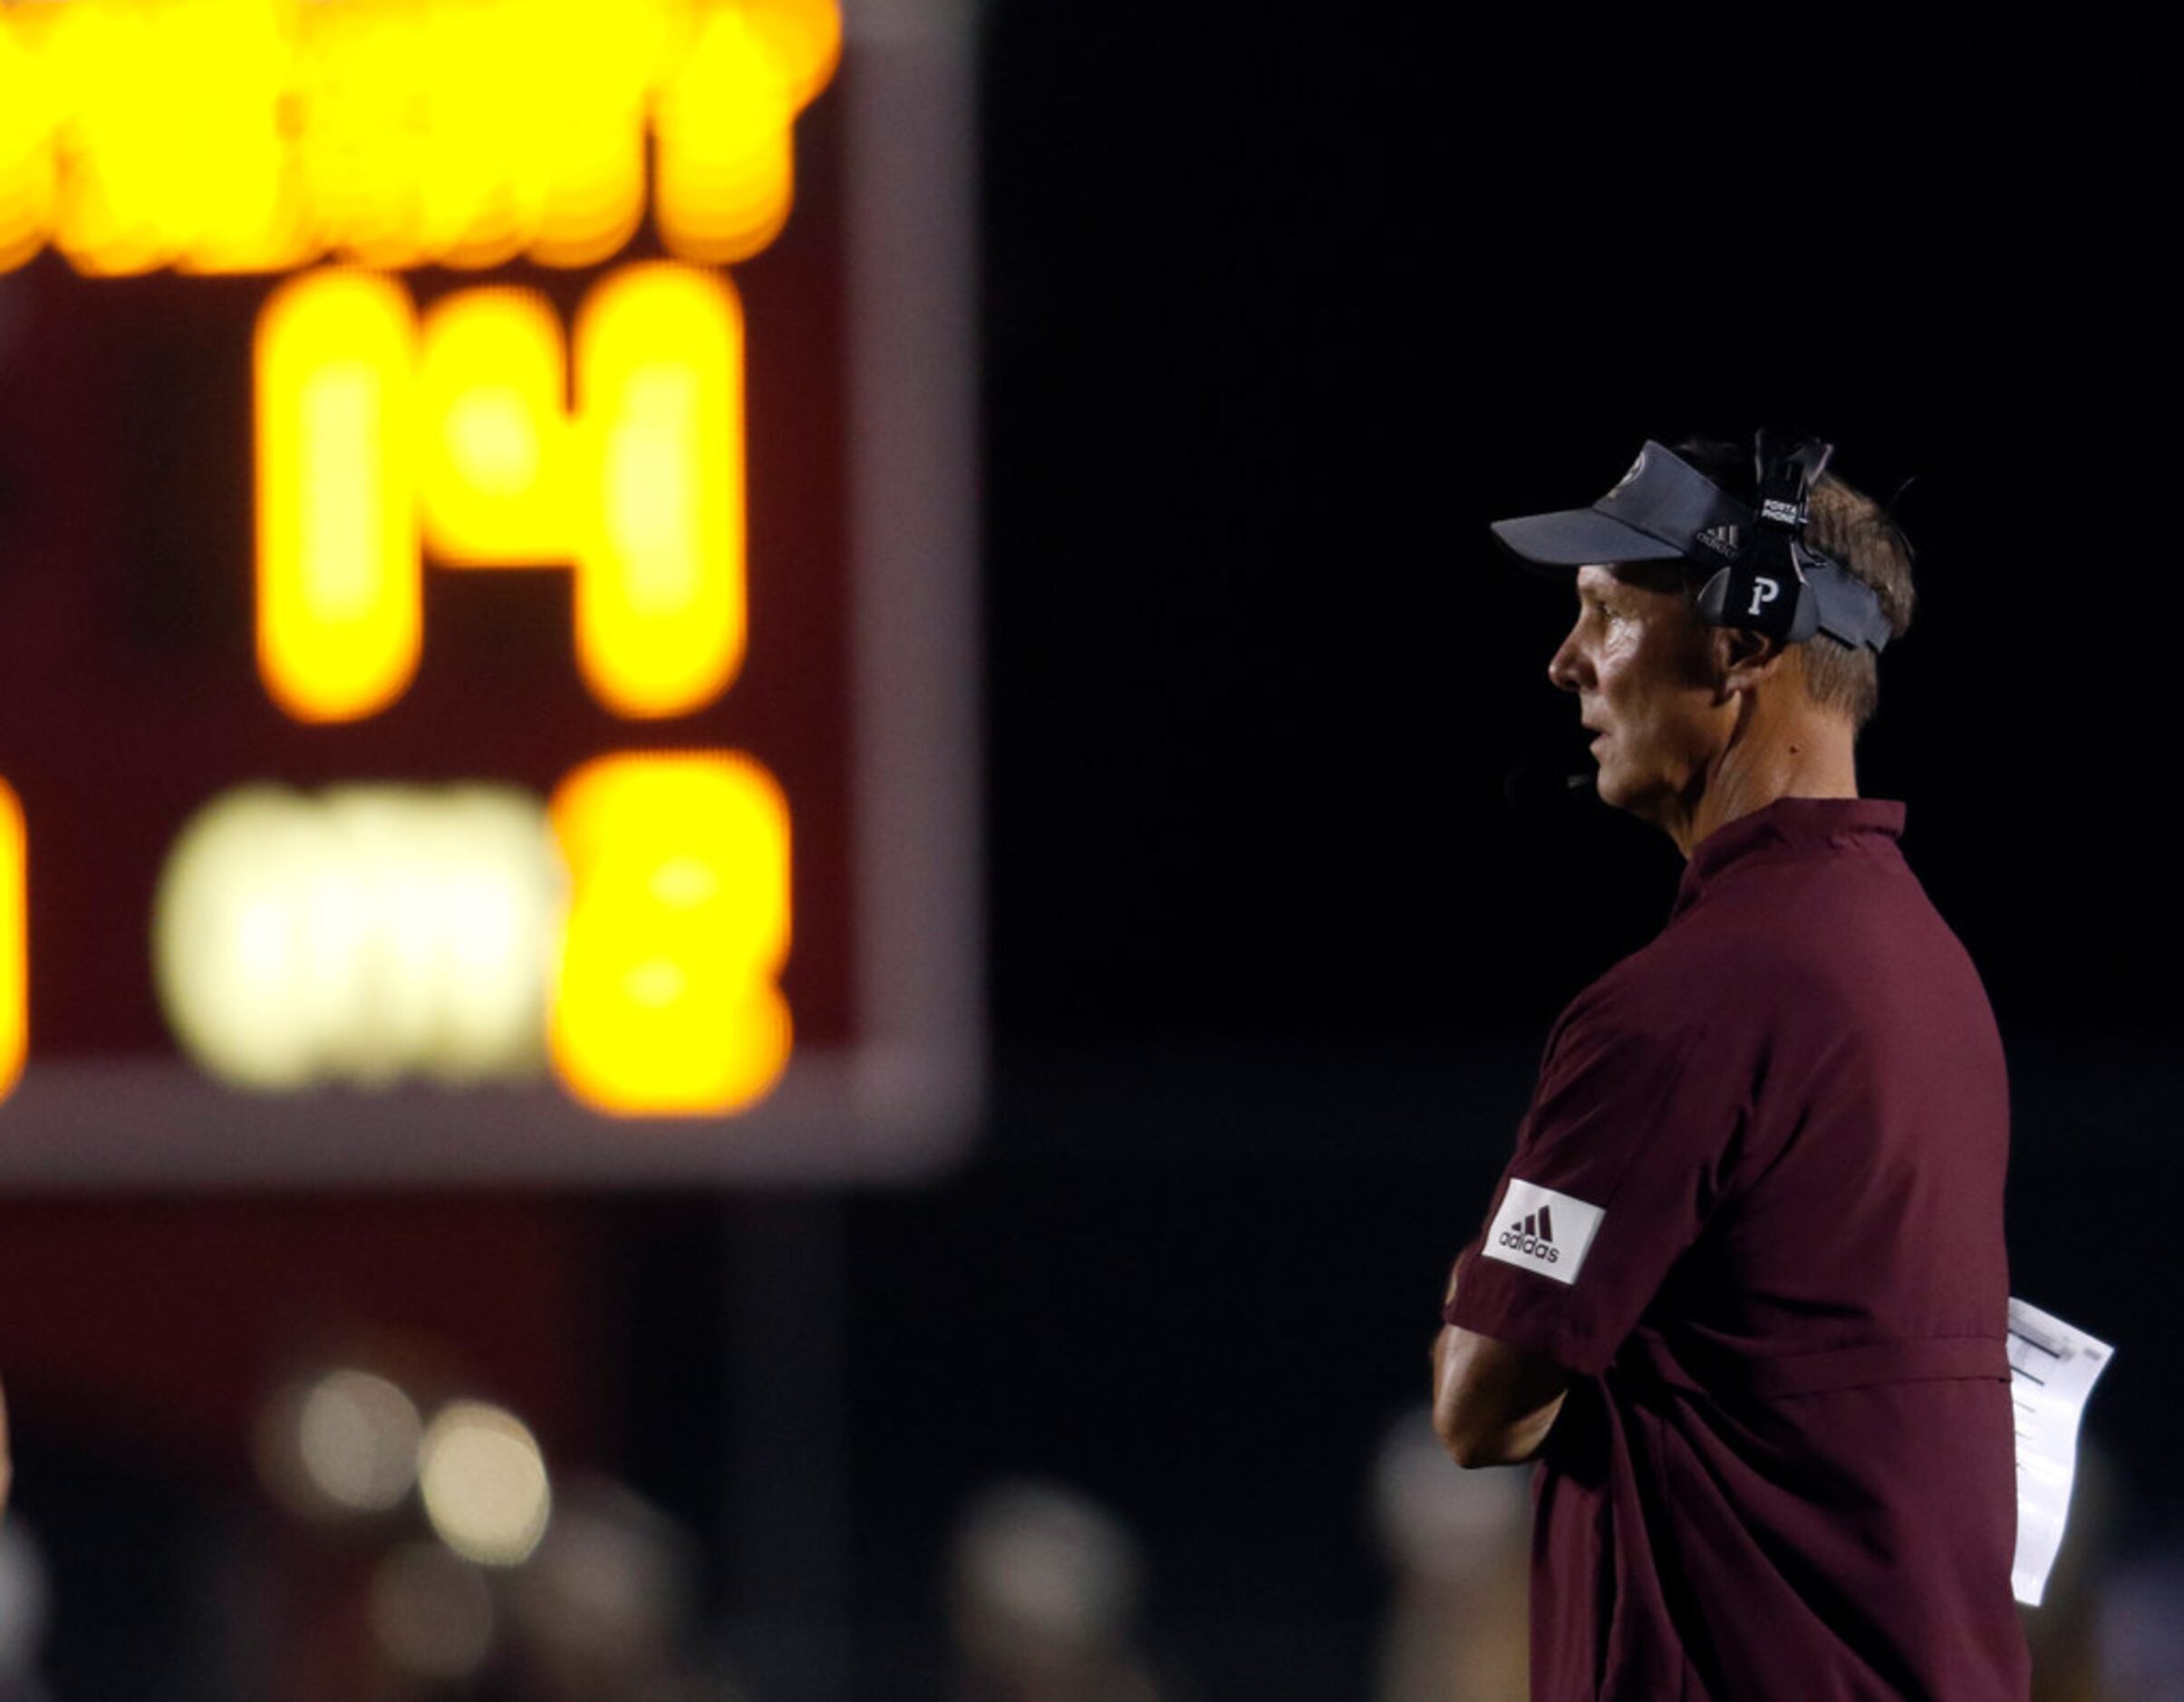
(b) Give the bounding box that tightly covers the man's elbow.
[1432,1403,1538,1470]
[1430,1327,1569,1468]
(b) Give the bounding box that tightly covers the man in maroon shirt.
[1434,437,2030,1699]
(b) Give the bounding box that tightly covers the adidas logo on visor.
[1694,524,1742,560]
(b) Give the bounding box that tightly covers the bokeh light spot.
[419,1400,553,1567]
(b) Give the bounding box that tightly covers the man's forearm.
[1431,1250,1570,1467]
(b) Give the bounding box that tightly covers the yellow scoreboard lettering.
[256,268,423,724]
[548,753,792,1116]
[0,0,842,279]
[0,14,56,276]
[0,778,23,1102]
[655,5,799,264]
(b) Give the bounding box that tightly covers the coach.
[1432,436,2029,1698]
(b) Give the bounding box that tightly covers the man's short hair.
[1656,440,1916,734]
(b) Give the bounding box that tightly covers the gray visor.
[1490,438,1894,653]
[1490,442,1751,574]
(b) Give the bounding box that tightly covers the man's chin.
[1590,763,1656,822]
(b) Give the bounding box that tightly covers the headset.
[1690,431,1893,653]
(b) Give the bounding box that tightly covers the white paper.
[2007,1297,2114,1606]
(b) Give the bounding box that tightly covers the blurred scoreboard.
[0,0,981,1181]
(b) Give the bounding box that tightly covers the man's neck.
[1665,710,1860,861]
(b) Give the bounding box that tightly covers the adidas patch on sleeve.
[1480,1178,1606,1287]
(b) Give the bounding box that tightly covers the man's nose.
[1546,628,1587,694]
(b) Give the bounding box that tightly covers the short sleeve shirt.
[1447,798,2030,1701]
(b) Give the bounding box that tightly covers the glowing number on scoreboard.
[0,778,24,1102]
[575,265,746,719]
[548,753,792,1115]
[256,263,745,722]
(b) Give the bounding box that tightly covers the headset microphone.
[1504,756,1598,818]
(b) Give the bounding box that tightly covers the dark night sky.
[979,7,2173,1049]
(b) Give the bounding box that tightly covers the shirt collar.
[1672,796,1908,920]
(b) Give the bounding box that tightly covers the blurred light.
[154,784,562,1091]
[0,15,56,276]
[292,3,435,271]
[20,0,305,277]
[742,0,845,108]
[549,753,791,1115]
[575,263,746,718]
[370,1541,498,1679]
[257,1368,424,1518]
[0,778,22,1103]
[256,268,421,723]
[952,1480,1143,1663]
[418,287,569,565]
[411,3,540,272]
[40,0,177,276]
[419,1400,553,1567]
[507,1476,697,1676]
[170,0,314,276]
[299,1368,426,1513]
[654,8,797,264]
[0,1516,53,1679]
[0,0,840,278]
[1370,1407,1529,1584]
[525,0,653,271]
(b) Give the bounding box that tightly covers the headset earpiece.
[1696,431,1831,644]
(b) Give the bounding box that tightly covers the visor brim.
[1490,508,1688,573]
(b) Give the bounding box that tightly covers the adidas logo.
[1497,1207,1560,1265]
[1480,1179,1603,1286]
[1694,523,1742,560]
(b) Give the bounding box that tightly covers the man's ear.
[1711,625,1791,699]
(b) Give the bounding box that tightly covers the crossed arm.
[1430,1260,1573,1468]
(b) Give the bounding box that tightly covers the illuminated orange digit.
[574,264,747,720]
[256,261,746,724]
[256,268,422,722]
[0,778,24,1101]
[548,752,791,1116]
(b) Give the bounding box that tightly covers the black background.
[981,8,2171,1049]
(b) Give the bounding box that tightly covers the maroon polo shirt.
[1447,797,2029,1700]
